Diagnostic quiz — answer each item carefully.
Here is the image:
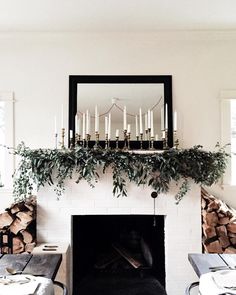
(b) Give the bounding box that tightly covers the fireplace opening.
[72,215,166,295]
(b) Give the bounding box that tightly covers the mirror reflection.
[77,83,165,141]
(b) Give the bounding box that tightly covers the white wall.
[0,31,234,149]
[1,31,235,294]
[1,31,236,199]
[0,31,234,150]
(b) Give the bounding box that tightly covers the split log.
[202,224,216,239]
[203,240,223,253]
[202,188,236,254]
[230,237,236,245]
[25,242,36,253]
[218,217,230,225]
[216,225,227,237]
[0,212,13,229]
[207,200,220,211]
[12,237,25,254]
[9,211,34,235]
[21,230,33,244]
[203,211,218,226]
[224,246,236,254]
[94,250,121,269]
[112,243,144,269]
[219,236,230,249]
[227,223,236,234]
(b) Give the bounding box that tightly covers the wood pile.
[0,196,36,254]
[202,188,236,253]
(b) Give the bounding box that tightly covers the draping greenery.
[12,142,229,204]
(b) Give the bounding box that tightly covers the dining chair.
[185,281,199,295]
[54,281,68,295]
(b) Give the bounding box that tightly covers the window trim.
[0,92,15,192]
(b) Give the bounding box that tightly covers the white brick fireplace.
[38,173,201,295]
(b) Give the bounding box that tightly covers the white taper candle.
[151,110,154,137]
[127,124,131,134]
[135,115,138,137]
[95,106,98,133]
[75,114,78,133]
[174,111,177,131]
[165,104,168,130]
[108,113,111,140]
[78,117,81,136]
[82,113,86,140]
[161,106,164,131]
[86,110,89,134]
[70,129,73,139]
[145,113,148,131]
[105,116,108,135]
[148,109,151,129]
[123,106,127,131]
[116,129,119,137]
[139,108,143,134]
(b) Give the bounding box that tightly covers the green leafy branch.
[12,142,229,203]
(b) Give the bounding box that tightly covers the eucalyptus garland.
[12,142,229,204]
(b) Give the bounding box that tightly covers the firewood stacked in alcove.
[202,188,236,253]
[0,196,36,254]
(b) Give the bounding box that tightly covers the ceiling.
[0,0,236,32]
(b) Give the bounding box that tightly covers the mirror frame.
[69,75,173,148]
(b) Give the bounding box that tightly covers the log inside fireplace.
[72,215,166,295]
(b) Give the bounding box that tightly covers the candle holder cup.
[174,130,179,149]
[127,133,131,150]
[55,133,58,149]
[60,128,65,149]
[139,133,143,150]
[86,134,90,148]
[105,134,110,150]
[93,132,101,150]
[150,136,155,150]
[163,129,169,150]
[123,130,128,151]
[115,136,119,151]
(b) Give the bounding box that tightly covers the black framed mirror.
[69,75,173,149]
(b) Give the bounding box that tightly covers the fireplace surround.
[72,215,166,295]
[38,175,201,295]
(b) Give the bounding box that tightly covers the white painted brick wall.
[38,173,202,295]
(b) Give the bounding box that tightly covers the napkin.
[199,270,236,295]
[0,275,54,295]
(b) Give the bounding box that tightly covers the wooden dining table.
[0,253,62,280]
[189,253,236,277]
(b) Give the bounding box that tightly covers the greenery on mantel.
[12,142,229,204]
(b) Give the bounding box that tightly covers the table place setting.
[0,274,54,295]
[199,269,236,295]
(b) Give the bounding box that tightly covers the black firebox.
[72,215,166,295]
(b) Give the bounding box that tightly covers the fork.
[32,282,41,295]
